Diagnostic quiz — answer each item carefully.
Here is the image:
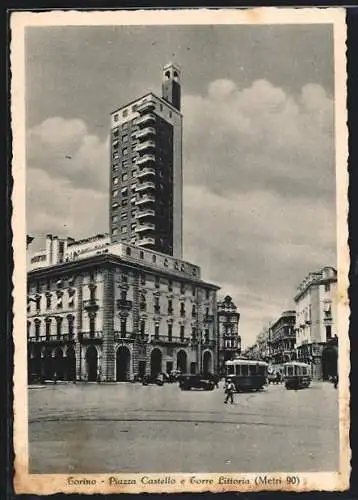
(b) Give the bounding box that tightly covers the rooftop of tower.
[110,91,182,117]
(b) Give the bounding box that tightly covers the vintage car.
[142,373,165,386]
[178,373,216,391]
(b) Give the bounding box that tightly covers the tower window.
[126,246,131,255]
[140,251,144,260]
[165,71,170,78]
[114,114,119,122]
[123,109,128,117]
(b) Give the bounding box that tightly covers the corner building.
[110,63,183,258]
[294,266,338,380]
[269,310,296,366]
[27,241,219,382]
[217,295,241,373]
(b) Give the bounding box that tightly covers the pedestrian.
[224,378,235,404]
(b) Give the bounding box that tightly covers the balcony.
[137,113,156,127]
[137,100,156,113]
[136,154,155,166]
[116,299,133,310]
[151,335,190,347]
[137,167,156,179]
[135,194,156,206]
[113,331,135,342]
[135,222,155,233]
[136,127,156,140]
[136,181,156,193]
[83,299,99,312]
[137,237,155,246]
[136,140,156,154]
[80,331,103,342]
[28,334,75,344]
[136,209,155,220]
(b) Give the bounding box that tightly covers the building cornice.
[27,254,220,290]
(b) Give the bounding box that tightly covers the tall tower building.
[109,63,183,258]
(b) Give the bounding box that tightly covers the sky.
[25,24,336,348]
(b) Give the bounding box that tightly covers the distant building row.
[243,266,338,380]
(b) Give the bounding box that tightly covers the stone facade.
[27,245,220,382]
[294,266,338,380]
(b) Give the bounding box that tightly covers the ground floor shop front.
[296,339,338,380]
[28,340,217,382]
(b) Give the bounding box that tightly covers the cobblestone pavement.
[28,381,339,473]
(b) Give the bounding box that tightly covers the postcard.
[11,7,350,494]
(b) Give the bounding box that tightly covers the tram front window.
[227,365,235,376]
[242,365,248,376]
[287,366,294,376]
[258,366,265,376]
[249,365,257,375]
[235,365,241,376]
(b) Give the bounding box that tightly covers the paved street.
[28,381,339,473]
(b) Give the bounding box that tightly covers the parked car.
[178,374,216,391]
[142,373,165,386]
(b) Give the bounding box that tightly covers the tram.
[283,362,311,390]
[225,358,268,392]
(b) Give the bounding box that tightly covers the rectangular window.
[155,277,160,289]
[180,325,185,341]
[122,134,128,142]
[120,318,127,336]
[121,226,127,233]
[114,114,119,122]
[45,320,51,339]
[168,324,173,341]
[168,280,173,291]
[120,213,128,221]
[122,160,128,169]
[131,222,136,230]
[112,228,118,236]
[132,170,136,178]
[112,189,118,197]
[122,147,128,155]
[132,104,138,112]
[326,325,332,340]
[205,289,210,300]
[140,273,146,285]
[123,109,128,118]
[140,320,145,336]
[154,324,159,339]
[112,215,118,223]
[168,299,173,314]
[325,283,331,292]
[122,173,128,182]
[192,286,196,296]
[113,127,119,137]
[113,177,119,185]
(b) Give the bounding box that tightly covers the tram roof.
[225,358,268,366]
[283,361,311,367]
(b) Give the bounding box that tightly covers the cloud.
[182,79,334,202]
[26,78,336,346]
[27,117,109,192]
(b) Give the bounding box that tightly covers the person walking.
[224,378,235,404]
